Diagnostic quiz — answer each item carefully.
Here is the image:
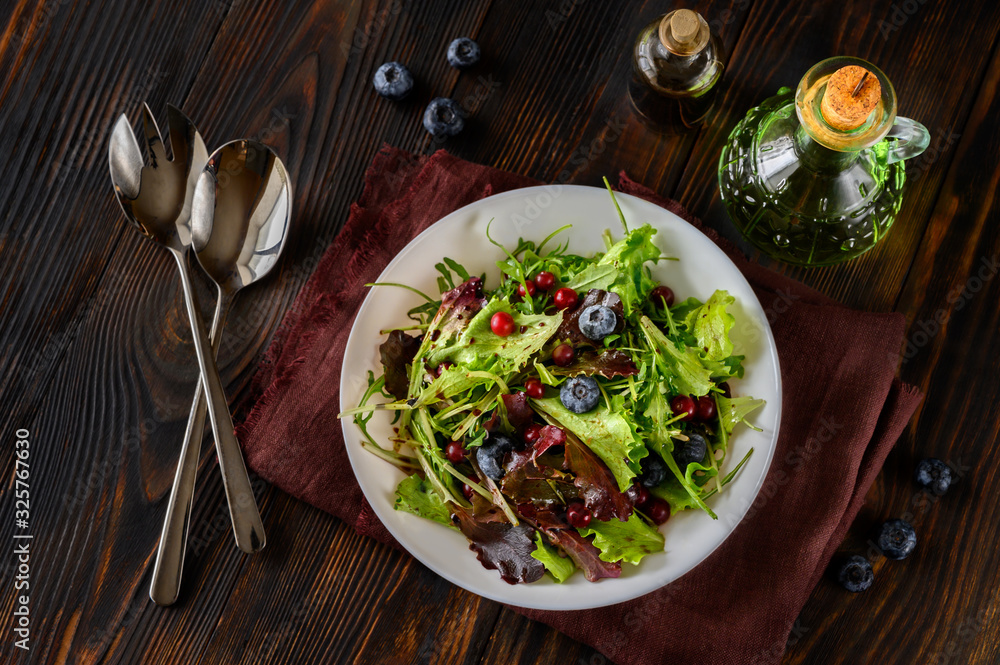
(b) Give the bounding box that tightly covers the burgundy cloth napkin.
[236,146,922,665]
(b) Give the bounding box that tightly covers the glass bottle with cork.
[628,8,724,132]
[718,56,930,266]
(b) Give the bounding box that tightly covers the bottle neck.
[794,125,859,173]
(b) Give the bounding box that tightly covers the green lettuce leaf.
[531,532,577,582]
[533,396,645,491]
[683,290,736,361]
[717,395,766,434]
[564,263,618,293]
[394,474,455,528]
[578,513,665,565]
[596,224,661,314]
[638,316,713,397]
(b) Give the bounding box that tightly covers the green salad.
[340,182,764,584]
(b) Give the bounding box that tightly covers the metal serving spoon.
[148,139,290,605]
[108,106,266,587]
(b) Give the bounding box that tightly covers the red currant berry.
[696,395,717,421]
[553,287,578,310]
[490,311,515,337]
[627,483,651,509]
[534,271,556,291]
[650,285,675,308]
[445,441,466,463]
[670,395,697,421]
[524,378,545,399]
[517,280,537,298]
[566,501,592,528]
[551,343,575,367]
[646,497,670,525]
[523,423,543,445]
[461,484,474,500]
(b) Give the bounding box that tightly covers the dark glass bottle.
[628,9,724,132]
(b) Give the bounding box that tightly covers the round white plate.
[339,185,781,610]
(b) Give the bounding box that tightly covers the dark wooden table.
[3,0,999,663]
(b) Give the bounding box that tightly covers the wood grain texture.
[1,0,999,664]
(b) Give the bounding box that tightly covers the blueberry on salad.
[423,97,465,137]
[675,432,708,467]
[915,458,952,496]
[877,519,917,560]
[560,376,601,413]
[446,37,480,68]
[476,434,514,481]
[341,182,765,585]
[578,305,617,340]
[837,555,874,592]
[373,61,414,100]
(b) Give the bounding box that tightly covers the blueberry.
[915,458,952,496]
[373,62,414,101]
[446,37,480,68]
[476,434,514,481]
[836,555,874,592]
[877,519,917,560]
[559,376,601,413]
[578,305,618,341]
[423,97,465,137]
[675,432,708,467]
[638,454,667,488]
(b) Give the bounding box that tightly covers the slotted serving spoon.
[108,105,266,595]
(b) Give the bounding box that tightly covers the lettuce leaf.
[531,532,577,582]
[564,263,618,293]
[596,224,661,314]
[394,474,455,528]
[578,513,665,565]
[683,290,736,361]
[717,395,766,434]
[638,316,714,397]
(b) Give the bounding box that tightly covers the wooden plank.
[785,40,1000,665]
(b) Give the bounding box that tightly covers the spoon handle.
[171,250,267,553]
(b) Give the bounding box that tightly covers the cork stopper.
[820,65,881,131]
[659,9,710,56]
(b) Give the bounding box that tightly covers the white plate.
[339,185,781,610]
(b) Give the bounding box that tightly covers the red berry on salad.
[523,423,543,445]
[627,483,651,509]
[490,311,515,337]
[696,395,716,421]
[551,343,575,367]
[517,280,537,297]
[534,271,556,291]
[650,285,675,308]
[553,287,578,310]
[646,497,670,525]
[670,394,696,421]
[524,378,545,399]
[445,441,466,463]
[461,483,474,500]
[719,381,732,398]
[566,501,592,528]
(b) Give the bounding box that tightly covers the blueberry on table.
[446,37,481,68]
[638,454,667,488]
[423,97,465,137]
[877,519,917,560]
[372,62,414,100]
[578,305,617,341]
[559,376,600,413]
[837,555,874,592]
[675,432,708,467]
[476,434,514,481]
[915,458,953,496]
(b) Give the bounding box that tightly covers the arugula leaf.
[564,263,618,293]
[394,474,455,528]
[533,397,646,491]
[578,513,665,565]
[717,395,766,434]
[638,316,714,397]
[531,532,577,582]
[683,290,737,361]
